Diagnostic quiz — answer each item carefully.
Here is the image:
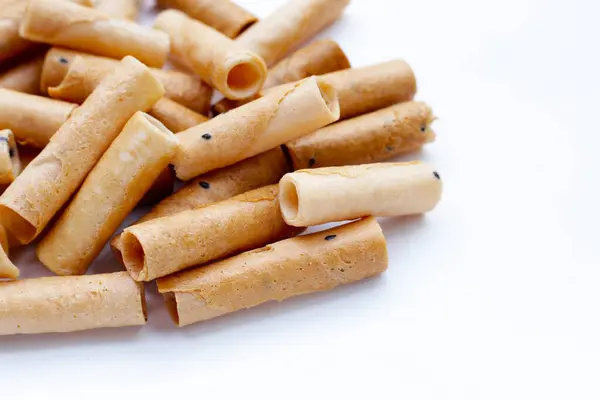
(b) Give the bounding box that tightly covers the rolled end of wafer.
[120,230,147,281]
[222,53,268,100]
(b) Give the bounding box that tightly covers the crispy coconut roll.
[37,112,178,276]
[120,185,303,282]
[42,48,212,114]
[0,272,147,335]
[279,162,443,227]
[158,217,388,326]
[285,101,436,169]
[110,148,290,261]
[157,0,257,38]
[0,56,164,244]
[173,76,339,180]
[236,0,350,66]
[20,0,170,67]
[154,9,267,100]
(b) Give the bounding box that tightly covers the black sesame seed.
[201,133,212,140]
[386,146,393,151]
[199,181,210,189]
[433,171,441,180]
[59,57,69,64]
[308,158,316,167]
[8,149,14,158]
[325,235,337,241]
[420,125,427,132]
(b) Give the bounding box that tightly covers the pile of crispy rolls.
[0,0,442,335]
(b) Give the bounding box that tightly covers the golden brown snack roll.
[149,98,208,133]
[279,162,443,227]
[213,59,417,119]
[0,88,77,148]
[120,185,303,282]
[158,217,388,326]
[37,112,178,276]
[157,0,257,38]
[0,56,164,244]
[285,101,436,169]
[173,76,339,180]
[0,272,147,335]
[20,0,170,67]
[154,9,267,100]
[236,0,350,66]
[42,48,213,114]
[110,148,290,260]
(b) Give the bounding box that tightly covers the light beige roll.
[20,0,170,68]
[264,38,350,89]
[42,48,213,114]
[154,9,267,100]
[285,101,436,169]
[121,185,303,282]
[236,0,350,67]
[173,76,339,180]
[0,88,77,148]
[0,0,37,64]
[280,162,443,227]
[158,217,388,326]
[212,38,350,115]
[0,129,20,185]
[0,272,147,335]
[93,0,139,20]
[214,60,417,119]
[157,0,257,38]
[149,97,208,133]
[37,112,178,276]
[0,225,19,280]
[44,54,209,133]
[0,56,164,244]
[111,148,290,260]
[0,53,44,94]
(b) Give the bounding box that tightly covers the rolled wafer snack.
[37,112,178,276]
[154,10,267,100]
[280,162,443,227]
[264,38,350,89]
[173,76,339,180]
[285,101,436,169]
[158,217,388,326]
[20,0,170,68]
[93,0,140,20]
[0,56,164,244]
[0,53,44,94]
[43,53,209,133]
[120,185,303,282]
[149,97,208,133]
[157,0,257,39]
[138,165,175,207]
[0,129,20,185]
[212,38,350,115]
[0,272,147,335]
[42,48,212,114]
[0,225,19,280]
[111,148,290,259]
[0,88,77,148]
[236,0,350,67]
[0,0,37,64]
[214,60,417,119]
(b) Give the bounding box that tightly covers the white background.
[1,0,598,398]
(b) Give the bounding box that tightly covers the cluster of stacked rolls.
[0,0,442,336]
